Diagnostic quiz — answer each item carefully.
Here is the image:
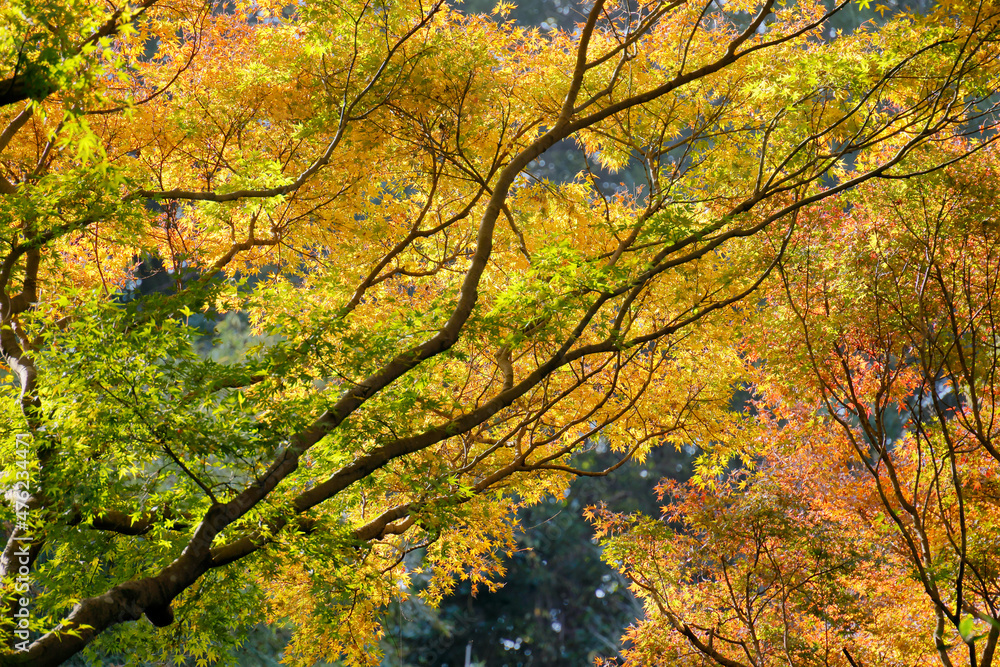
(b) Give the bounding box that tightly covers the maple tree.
[590,96,1000,667]
[0,0,998,664]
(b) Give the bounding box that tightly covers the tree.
[0,0,997,664]
[378,444,692,666]
[591,137,1000,666]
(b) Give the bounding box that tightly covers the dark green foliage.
[378,444,694,666]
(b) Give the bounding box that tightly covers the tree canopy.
[0,0,998,665]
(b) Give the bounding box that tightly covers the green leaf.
[960,616,976,640]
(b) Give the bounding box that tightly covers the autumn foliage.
[0,0,998,665]
[592,145,1000,666]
